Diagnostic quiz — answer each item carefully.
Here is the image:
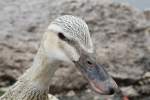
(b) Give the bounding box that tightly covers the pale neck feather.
[0,46,60,100]
[20,46,59,90]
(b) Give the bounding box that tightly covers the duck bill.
[74,53,118,95]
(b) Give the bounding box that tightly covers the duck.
[0,15,118,100]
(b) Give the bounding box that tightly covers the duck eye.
[58,32,66,40]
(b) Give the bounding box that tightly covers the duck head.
[43,15,118,95]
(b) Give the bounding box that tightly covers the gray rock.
[0,0,150,99]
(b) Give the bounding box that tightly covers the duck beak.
[73,53,118,95]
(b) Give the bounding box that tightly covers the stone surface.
[144,10,150,20]
[0,0,150,99]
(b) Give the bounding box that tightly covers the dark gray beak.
[73,53,118,95]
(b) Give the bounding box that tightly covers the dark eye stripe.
[58,32,72,43]
[58,32,82,53]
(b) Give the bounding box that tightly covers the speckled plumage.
[0,77,58,100]
[49,15,93,53]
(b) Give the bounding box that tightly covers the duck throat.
[20,46,59,91]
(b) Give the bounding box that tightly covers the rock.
[143,72,150,78]
[0,87,9,96]
[143,10,150,20]
[134,72,150,95]
[121,86,139,96]
[66,91,76,97]
[0,0,150,99]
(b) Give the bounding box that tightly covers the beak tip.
[90,78,119,95]
[107,87,115,95]
[90,80,118,95]
[107,79,119,95]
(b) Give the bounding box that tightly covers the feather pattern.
[0,79,49,100]
[50,15,93,53]
[0,79,58,100]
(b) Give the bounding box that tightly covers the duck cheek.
[44,47,70,62]
[63,44,80,62]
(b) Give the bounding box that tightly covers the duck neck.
[20,46,58,91]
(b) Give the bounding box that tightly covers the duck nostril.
[87,60,93,65]
[108,87,115,95]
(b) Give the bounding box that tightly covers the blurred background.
[114,0,150,10]
[0,0,150,100]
